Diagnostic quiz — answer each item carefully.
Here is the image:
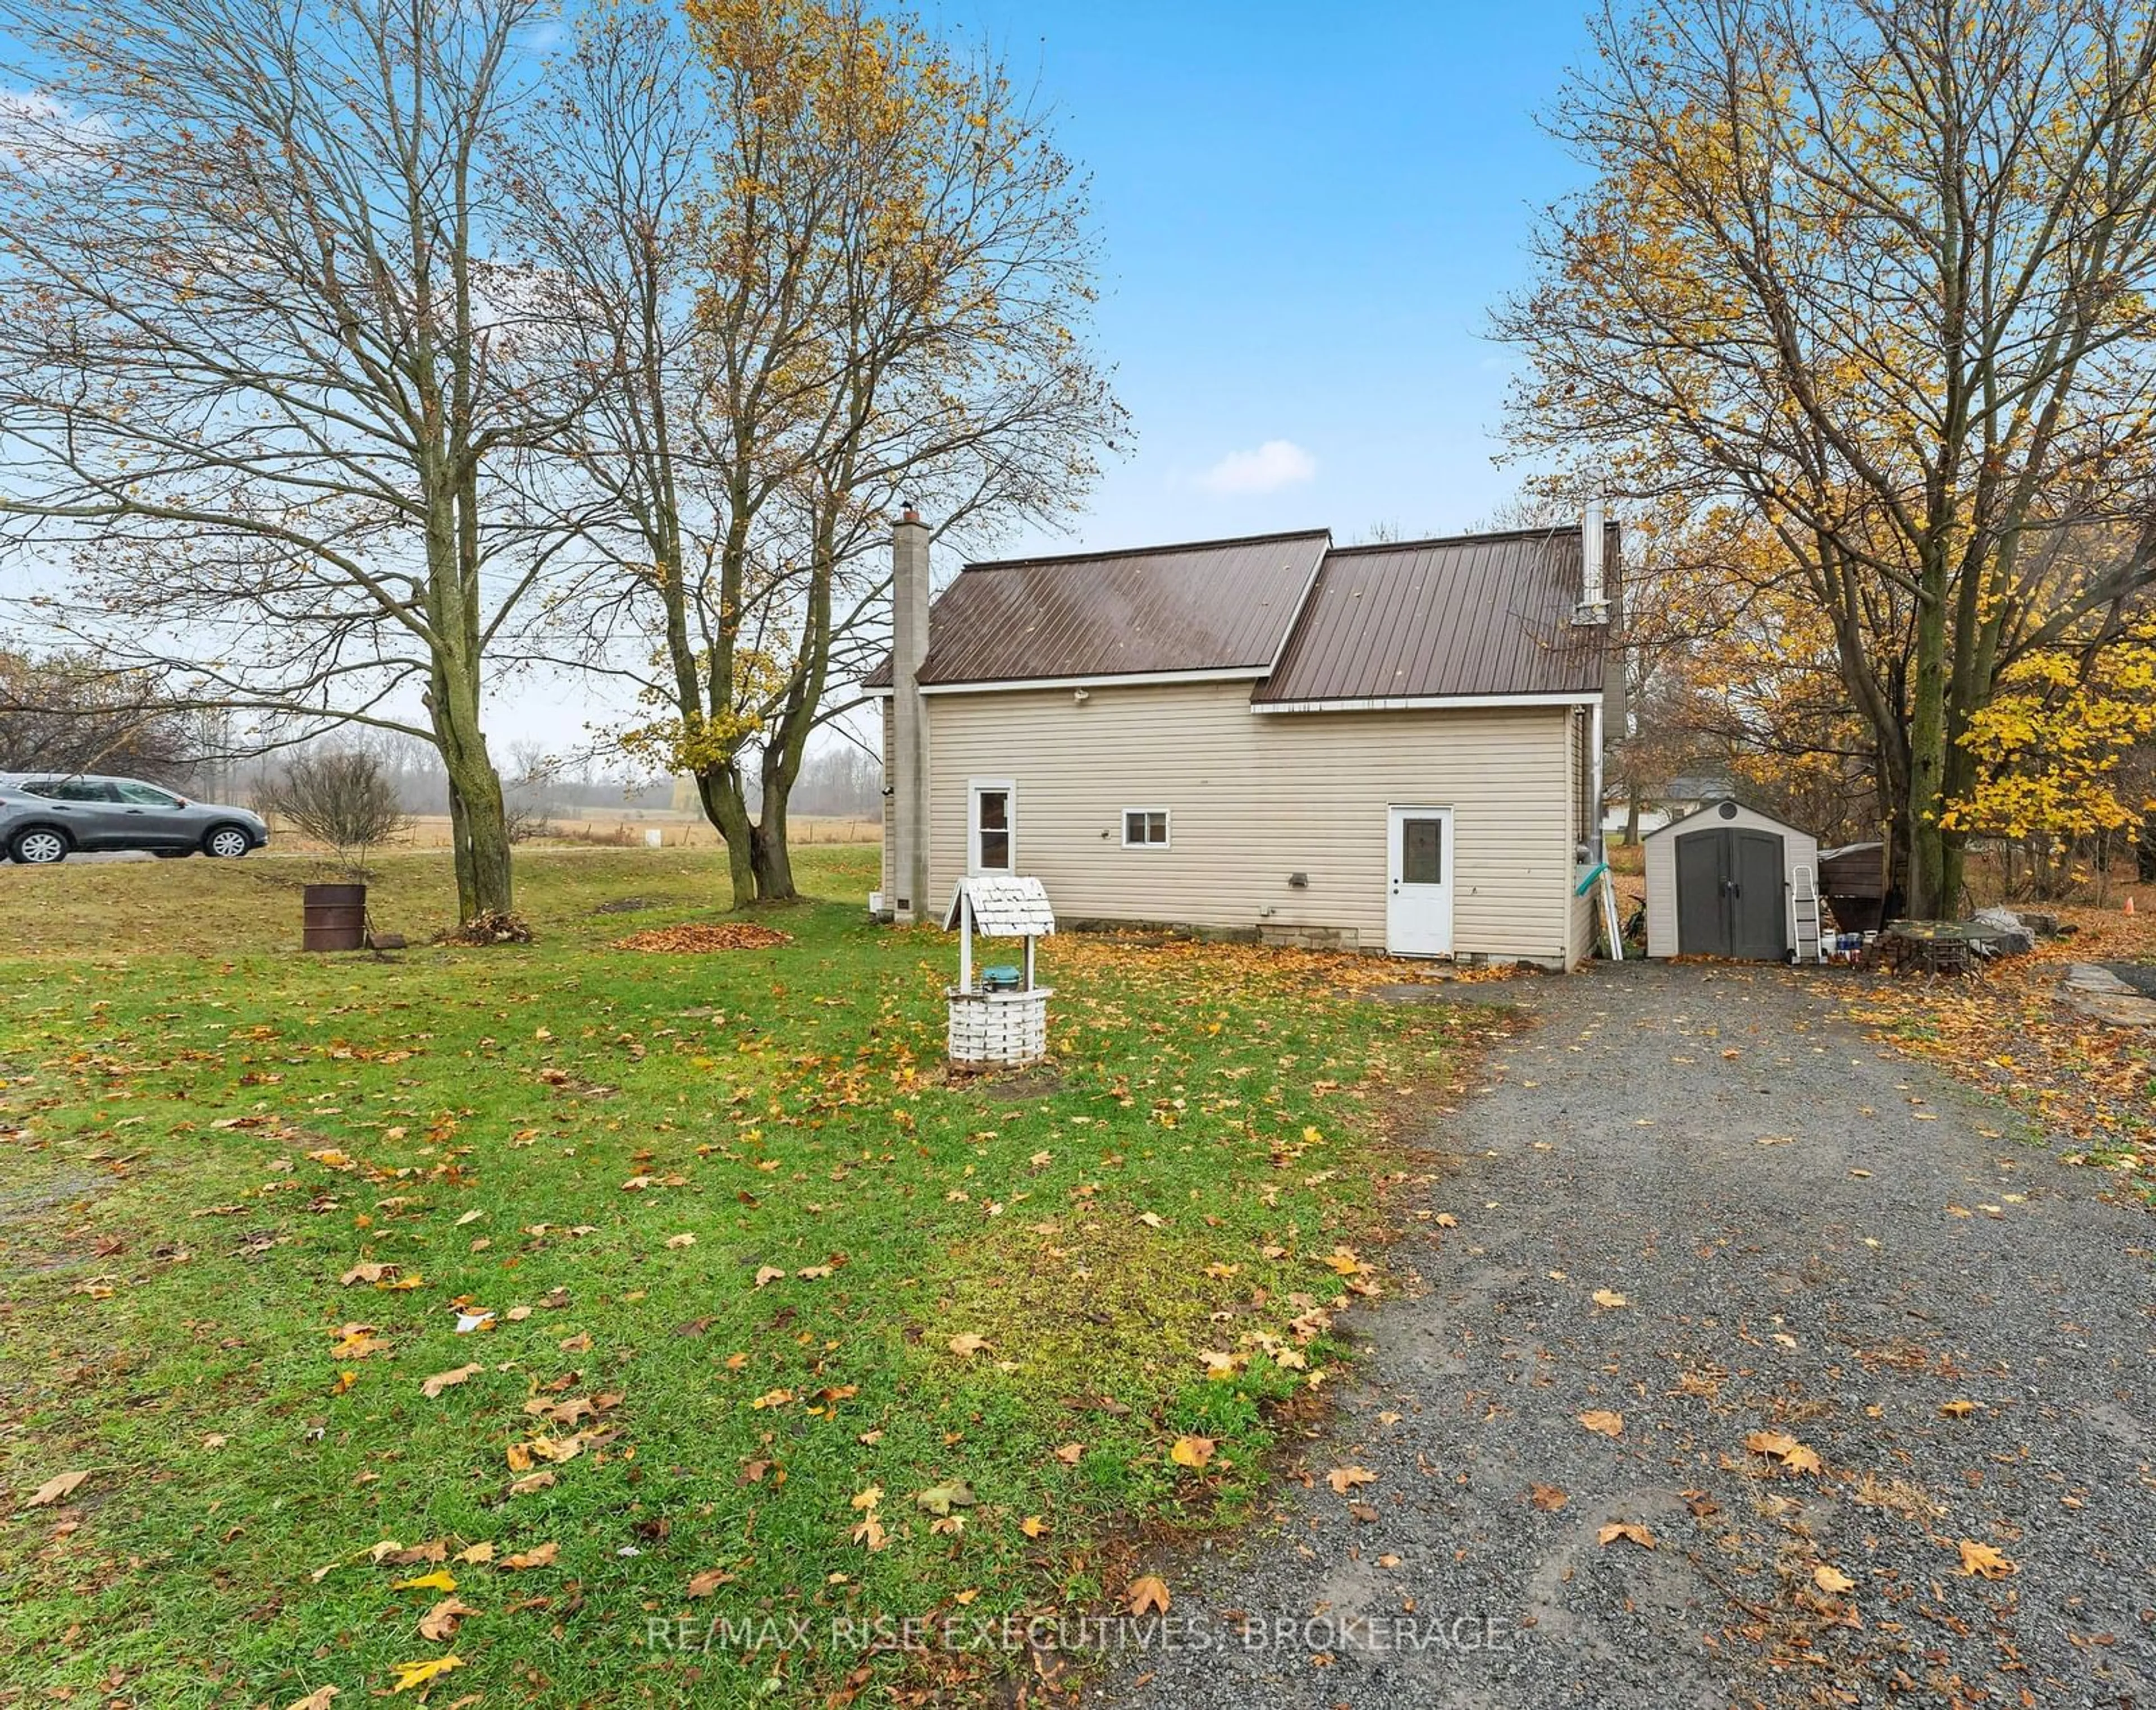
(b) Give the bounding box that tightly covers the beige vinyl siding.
[913,680,1578,962]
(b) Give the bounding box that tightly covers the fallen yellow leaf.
[24,1470,89,1508]
[1169,1435,1216,1470]
[1578,1410,1624,1439]
[1127,1574,1171,1616]
[1597,1521,1656,1549]
[389,1656,463,1694]
[417,1597,476,1642]
[1746,1429,1822,1474]
[1956,1539,2017,1579]
[1812,1564,1856,1595]
[420,1364,482,1400]
[1325,1465,1377,1495]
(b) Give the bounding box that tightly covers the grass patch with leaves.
[0,846,1487,1705]
[1842,903,2156,1204]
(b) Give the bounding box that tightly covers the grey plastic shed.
[1642,800,1819,961]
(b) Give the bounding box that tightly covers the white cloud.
[0,88,112,179]
[1196,438,1316,496]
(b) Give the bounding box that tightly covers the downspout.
[1574,495,1615,963]
[1591,697,1605,867]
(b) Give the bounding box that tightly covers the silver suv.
[0,773,270,865]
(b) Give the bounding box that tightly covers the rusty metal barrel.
[302,883,367,952]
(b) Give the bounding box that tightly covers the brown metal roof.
[1251,524,1616,704]
[864,522,1616,699]
[862,530,1330,688]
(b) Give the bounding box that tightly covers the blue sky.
[937,0,1594,557]
[2,1,1601,753]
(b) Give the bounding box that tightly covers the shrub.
[254,749,411,876]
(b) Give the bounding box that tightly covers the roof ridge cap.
[963,527,1332,571]
[1325,522,1590,557]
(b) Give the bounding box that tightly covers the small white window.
[969,779,1015,874]
[1122,808,1170,848]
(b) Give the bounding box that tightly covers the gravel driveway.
[1097,961,2155,1708]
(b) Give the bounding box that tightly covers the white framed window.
[1122,808,1170,848]
[968,779,1015,874]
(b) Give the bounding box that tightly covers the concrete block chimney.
[890,504,931,922]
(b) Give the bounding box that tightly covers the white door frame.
[1386,804,1455,956]
[967,778,1015,875]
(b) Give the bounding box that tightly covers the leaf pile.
[611,922,793,953]
[433,910,535,947]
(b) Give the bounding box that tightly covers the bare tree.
[255,749,413,877]
[514,0,1122,907]
[502,740,559,843]
[0,0,597,925]
[0,651,204,783]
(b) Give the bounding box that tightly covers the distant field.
[262,810,880,853]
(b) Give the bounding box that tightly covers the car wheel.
[204,826,253,859]
[9,828,68,865]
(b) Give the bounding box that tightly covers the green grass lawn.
[0,846,1485,1706]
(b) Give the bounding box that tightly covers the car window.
[115,781,182,806]
[24,779,116,802]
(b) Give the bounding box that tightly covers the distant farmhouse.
[868,510,1623,968]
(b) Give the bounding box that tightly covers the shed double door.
[1675,828,1787,959]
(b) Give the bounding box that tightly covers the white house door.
[1387,806,1454,956]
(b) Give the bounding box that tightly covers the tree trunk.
[427,667,514,921]
[1623,781,1641,845]
[696,766,757,911]
[752,770,796,900]
[1906,568,1953,917]
[446,778,474,921]
[744,534,833,904]
[453,765,515,920]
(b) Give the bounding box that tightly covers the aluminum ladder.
[1790,863,1825,963]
